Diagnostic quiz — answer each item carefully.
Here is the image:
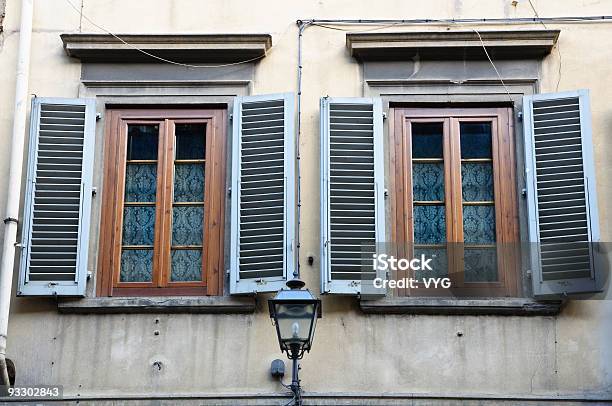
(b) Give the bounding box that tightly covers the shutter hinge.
[228,187,232,197]
[230,113,233,121]
[384,189,389,198]
[521,188,527,198]
[96,113,102,121]
[92,187,97,197]
[382,112,387,120]
[517,111,523,122]
[87,271,92,280]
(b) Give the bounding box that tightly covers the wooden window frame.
[389,107,520,297]
[97,108,227,297]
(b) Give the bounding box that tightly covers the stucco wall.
[0,0,611,403]
[0,0,5,35]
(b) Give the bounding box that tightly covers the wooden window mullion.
[449,117,462,286]
[157,119,173,288]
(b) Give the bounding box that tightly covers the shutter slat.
[321,97,385,295]
[18,98,95,296]
[523,90,601,298]
[230,93,295,294]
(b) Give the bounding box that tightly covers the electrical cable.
[472,28,514,103]
[525,0,563,92]
[63,0,295,69]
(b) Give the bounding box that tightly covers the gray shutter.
[320,97,385,295]
[230,93,295,294]
[18,98,96,296]
[523,90,602,298]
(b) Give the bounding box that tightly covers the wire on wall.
[472,28,514,103]
[64,0,285,69]
[56,2,612,283]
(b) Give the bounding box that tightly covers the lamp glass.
[274,303,315,345]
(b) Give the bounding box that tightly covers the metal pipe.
[289,343,302,406]
[301,16,612,25]
[291,357,301,406]
[291,14,612,286]
[0,0,34,386]
[294,20,312,280]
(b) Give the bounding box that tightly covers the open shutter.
[523,90,602,298]
[230,93,295,294]
[18,98,96,296]
[320,97,385,295]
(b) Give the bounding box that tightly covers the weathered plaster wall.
[0,0,611,403]
[0,0,5,35]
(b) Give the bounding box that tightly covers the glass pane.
[411,122,443,158]
[122,206,156,245]
[127,125,159,160]
[120,250,153,282]
[414,205,446,244]
[171,249,203,282]
[174,164,204,202]
[175,123,206,160]
[463,206,496,244]
[172,206,204,246]
[464,248,498,282]
[125,164,157,202]
[461,163,493,201]
[413,163,444,201]
[460,122,492,159]
[414,247,448,279]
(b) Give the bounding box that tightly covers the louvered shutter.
[230,93,295,294]
[523,90,602,298]
[18,98,96,296]
[320,97,385,295]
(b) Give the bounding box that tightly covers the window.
[390,108,519,297]
[98,109,226,296]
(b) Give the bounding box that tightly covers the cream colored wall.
[0,0,611,401]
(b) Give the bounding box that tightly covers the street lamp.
[268,278,322,405]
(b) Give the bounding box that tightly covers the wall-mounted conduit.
[292,16,612,278]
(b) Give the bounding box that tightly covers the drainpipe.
[0,0,34,386]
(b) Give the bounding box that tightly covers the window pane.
[463,206,496,244]
[411,122,443,158]
[174,164,204,202]
[125,164,157,202]
[127,125,159,160]
[120,250,153,282]
[172,206,204,246]
[171,249,203,282]
[464,248,498,282]
[413,163,444,201]
[175,123,206,159]
[414,205,446,244]
[461,163,493,201]
[122,206,156,245]
[414,247,448,279]
[460,122,492,158]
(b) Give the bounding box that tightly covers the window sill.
[359,297,563,316]
[58,296,256,314]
